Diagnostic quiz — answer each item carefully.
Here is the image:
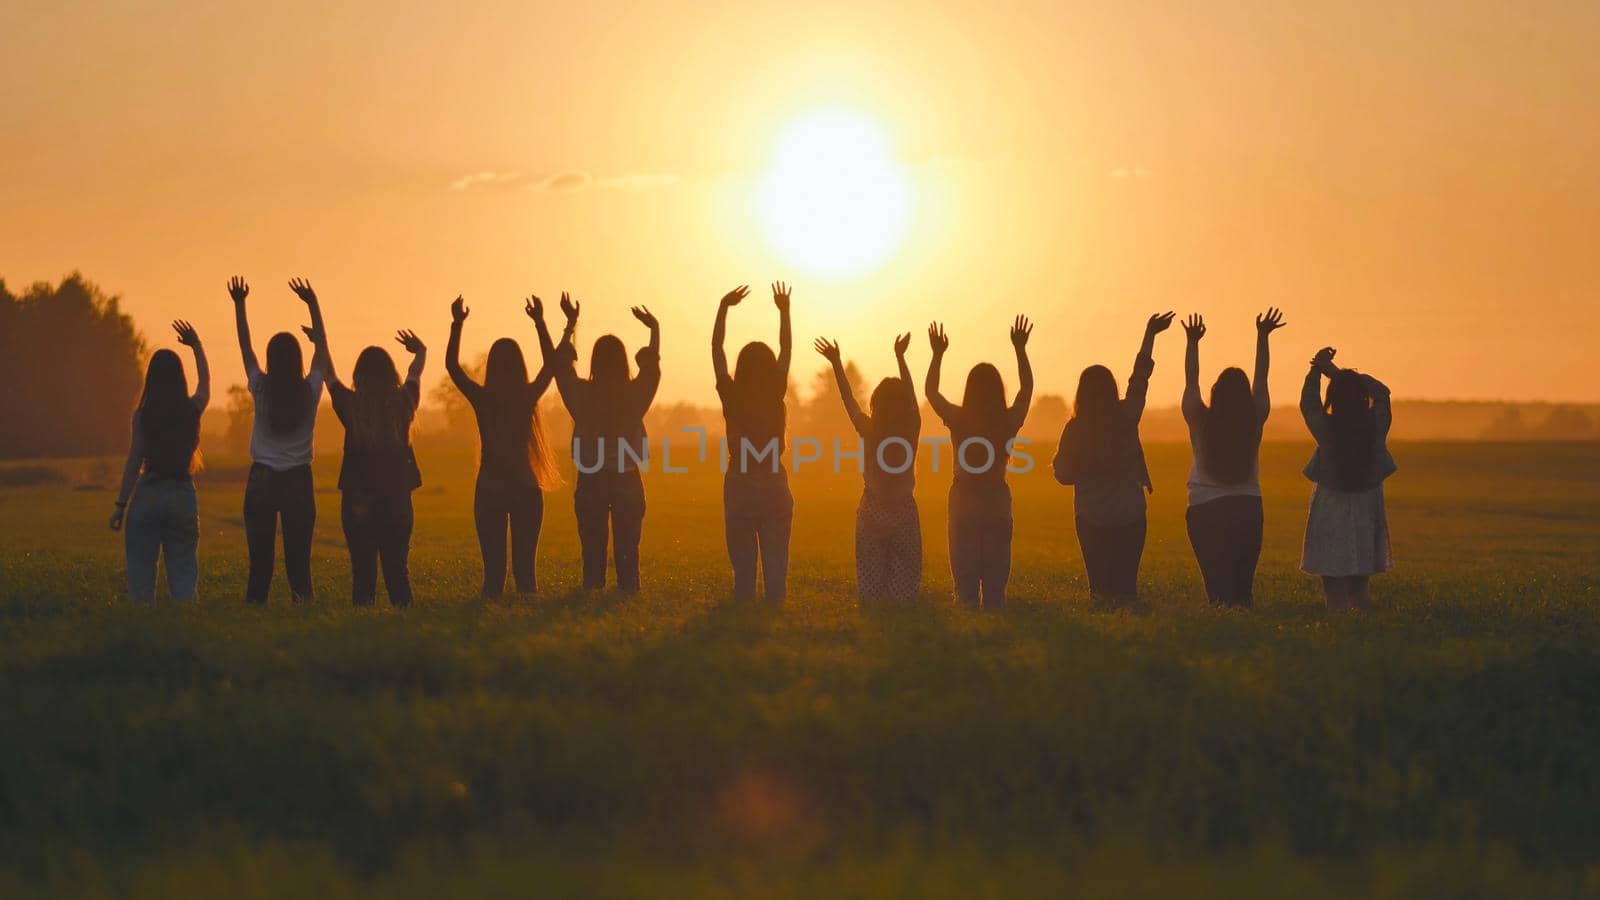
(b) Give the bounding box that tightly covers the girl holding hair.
[814,332,922,603]
[110,320,210,602]
[926,316,1034,609]
[1180,308,1285,607]
[1300,346,1395,611]
[1052,312,1173,605]
[229,277,328,603]
[303,295,427,607]
[712,282,793,601]
[446,294,562,599]
[537,293,661,593]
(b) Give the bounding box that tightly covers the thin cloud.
[449,169,682,193]
[449,170,533,191]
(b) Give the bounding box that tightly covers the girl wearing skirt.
[1299,346,1396,611]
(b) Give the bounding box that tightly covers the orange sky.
[2,1,1596,405]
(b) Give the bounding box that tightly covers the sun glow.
[759,111,911,280]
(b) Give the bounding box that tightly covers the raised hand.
[772,281,791,312]
[1146,311,1176,335]
[559,292,580,326]
[813,337,841,365]
[720,285,750,307]
[451,296,469,324]
[1311,346,1338,375]
[894,332,912,358]
[395,330,425,354]
[1183,314,1206,342]
[524,295,543,321]
[227,276,249,304]
[928,322,949,354]
[1256,306,1286,335]
[172,320,201,347]
[287,278,317,305]
[1010,315,1033,348]
[630,306,659,329]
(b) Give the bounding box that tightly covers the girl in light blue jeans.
[111,322,210,601]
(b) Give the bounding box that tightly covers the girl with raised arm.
[1052,312,1173,606]
[536,293,660,593]
[1300,347,1396,612]
[446,295,561,599]
[712,283,793,601]
[1180,309,1284,607]
[814,333,922,603]
[229,277,327,603]
[110,321,210,602]
[303,293,426,607]
[926,316,1033,609]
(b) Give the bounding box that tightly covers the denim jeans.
[340,490,414,606]
[125,476,199,601]
[574,469,645,592]
[243,463,316,603]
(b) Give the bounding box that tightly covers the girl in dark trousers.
[1053,312,1173,604]
[712,283,793,601]
[926,316,1034,609]
[1180,309,1284,607]
[307,312,427,607]
[446,295,562,599]
[230,276,328,603]
[814,332,922,603]
[537,293,661,593]
[110,321,210,601]
[1300,346,1396,612]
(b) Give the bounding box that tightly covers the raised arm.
[1301,347,1335,439]
[1008,315,1035,430]
[631,306,662,416]
[395,330,427,394]
[772,282,793,381]
[1362,372,1392,439]
[813,338,868,435]
[1254,307,1285,422]
[1182,313,1205,424]
[1126,311,1173,422]
[894,331,920,428]
[173,320,210,411]
[711,285,748,387]
[445,296,481,397]
[289,278,336,384]
[228,277,260,379]
[547,293,584,411]
[924,322,957,422]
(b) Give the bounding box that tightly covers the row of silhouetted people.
[113,280,1394,613]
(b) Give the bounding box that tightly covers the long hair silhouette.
[731,341,786,437]
[483,337,560,489]
[869,375,918,468]
[263,332,313,435]
[1201,367,1256,484]
[138,349,201,474]
[961,363,1008,433]
[346,346,410,452]
[1326,371,1377,490]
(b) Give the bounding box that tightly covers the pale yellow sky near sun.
[2,0,1596,405]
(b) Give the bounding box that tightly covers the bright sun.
[760,111,911,280]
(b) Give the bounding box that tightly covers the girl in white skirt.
[1299,347,1396,611]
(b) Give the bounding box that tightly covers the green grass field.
[2,441,1598,898]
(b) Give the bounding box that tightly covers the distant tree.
[0,273,146,458]
[430,353,485,436]
[222,385,254,458]
[1025,393,1070,439]
[1532,406,1596,441]
[1480,407,1528,441]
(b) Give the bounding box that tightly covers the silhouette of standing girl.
[304,298,426,607]
[926,316,1034,609]
[539,293,661,593]
[1180,309,1285,607]
[814,333,922,603]
[1053,313,1172,606]
[110,321,210,602]
[1300,347,1395,612]
[712,283,793,601]
[228,277,328,603]
[446,295,561,599]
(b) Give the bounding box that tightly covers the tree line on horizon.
[0,273,1595,461]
